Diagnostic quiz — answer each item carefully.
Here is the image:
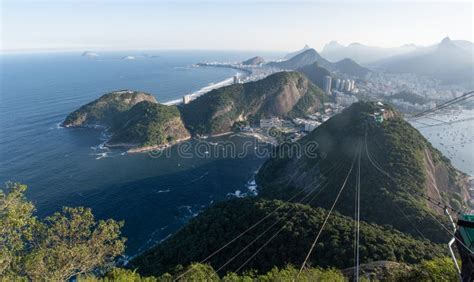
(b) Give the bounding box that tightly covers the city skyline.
[1,0,473,53]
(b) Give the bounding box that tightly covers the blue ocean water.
[0,50,281,255]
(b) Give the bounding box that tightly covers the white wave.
[155,189,171,194]
[178,205,193,214]
[95,152,109,160]
[227,190,244,198]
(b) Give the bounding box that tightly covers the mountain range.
[267,48,370,78]
[321,41,418,64]
[373,37,474,87]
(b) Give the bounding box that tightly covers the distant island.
[81,51,99,57]
[122,56,136,60]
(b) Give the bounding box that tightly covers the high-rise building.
[335,79,341,90]
[233,75,241,84]
[183,95,192,104]
[344,80,351,92]
[339,79,346,91]
[323,75,332,95]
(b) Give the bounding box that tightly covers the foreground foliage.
[130,198,445,276]
[0,182,126,281]
[79,264,344,282]
[80,258,459,282]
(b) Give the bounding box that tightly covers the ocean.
[0,50,280,256]
[413,109,474,176]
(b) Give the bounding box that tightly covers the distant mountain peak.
[300,48,319,55]
[437,36,459,51]
[441,36,452,44]
[322,41,344,52]
[283,44,312,59]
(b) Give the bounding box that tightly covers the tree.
[0,182,38,279]
[0,182,126,281]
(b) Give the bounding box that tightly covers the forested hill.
[180,71,328,135]
[257,102,470,242]
[130,198,444,276]
[297,63,332,90]
[62,91,190,150]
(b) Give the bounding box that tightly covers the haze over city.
[1,0,473,53]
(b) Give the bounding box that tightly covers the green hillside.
[180,71,328,135]
[297,63,333,90]
[62,91,190,149]
[130,198,445,276]
[109,101,190,147]
[257,102,469,243]
[62,90,157,128]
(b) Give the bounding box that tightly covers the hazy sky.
[1,0,473,53]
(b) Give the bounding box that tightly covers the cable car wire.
[297,140,361,277]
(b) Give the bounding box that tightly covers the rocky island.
[62,90,190,152]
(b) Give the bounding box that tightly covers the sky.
[1,0,473,53]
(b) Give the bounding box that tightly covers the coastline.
[162,69,247,106]
[104,137,192,154]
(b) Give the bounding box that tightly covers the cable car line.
[354,140,361,282]
[416,117,474,129]
[172,157,344,281]
[363,133,428,239]
[363,129,461,215]
[364,129,474,256]
[410,90,474,119]
[216,161,345,273]
[297,140,361,278]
